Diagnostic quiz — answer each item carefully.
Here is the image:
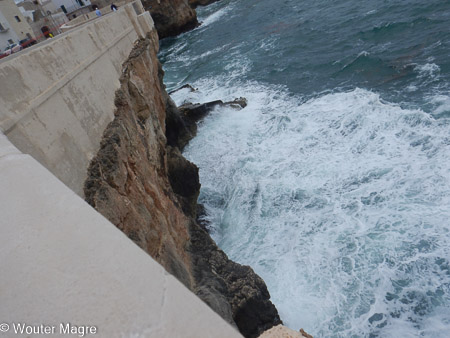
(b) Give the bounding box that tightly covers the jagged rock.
[84,33,280,338]
[189,221,282,337]
[179,100,224,120]
[84,35,195,289]
[176,100,223,147]
[258,325,313,338]
[141,0,199,39]
[196,203,211,231]
[224,97,248,109]
[179,98,247,122]
[168,83,197,95]
[300,328,314,338]
[188,0,221,9]
[172,97,247,150]
[167,146,200,218]
[165,95,193,150]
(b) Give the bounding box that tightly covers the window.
[15,16,21,22]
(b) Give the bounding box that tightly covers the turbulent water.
[159,0,450,336]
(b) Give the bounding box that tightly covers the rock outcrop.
[141,0,198,39]
[259,325,313,338]
[174,97,248,149]
[188,0,221,8]
[84,32,281,337]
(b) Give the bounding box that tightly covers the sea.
[158,0,450,336]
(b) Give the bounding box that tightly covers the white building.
[0,0,35,50]
[52,0,91,15]
[35,0,91,16]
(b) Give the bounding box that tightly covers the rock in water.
[176,98,248,149]
[168,83,197,95]
[224,97,248,109]
[141,0,199,39]
[188,0,221,9]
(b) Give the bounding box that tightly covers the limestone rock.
[189,0,221,9]
[259,325,313,338]
[176,100,223,148]
[164,94,193,150]
[168,83,197,95]
[224,97,248,109]
[141,0,199,39]
[196,203,211,231]
[179,100,224,120]
[166,145,200,218]
[189,221,282,337]
[84,33,281,337]
[85,34,194,288]
[300,329,313,338]
[176,97,248,149]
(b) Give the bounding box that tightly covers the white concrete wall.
[0,0,149,196]
[0,133,241,337]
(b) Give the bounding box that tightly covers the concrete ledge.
[0,134,241,337]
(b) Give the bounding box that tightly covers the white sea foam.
[406,84,417,92]
[415,63,441,78]
[358,50,370,57]
[170,44,231,64]
[429,94,450,117]
[198,4,233,28]
[177,79,450,336]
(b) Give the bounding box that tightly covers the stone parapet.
[0,133,241,337]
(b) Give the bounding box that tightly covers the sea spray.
[175,83,450,336]
[161,0,450,336]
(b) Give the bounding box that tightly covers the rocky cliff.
[84,30,281,337]
[141,0,198,39]
[188,0,221,9]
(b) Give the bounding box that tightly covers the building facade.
[0,0,34,50]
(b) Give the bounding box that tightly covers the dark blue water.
[159,0,450,336]
[161,0,450,116]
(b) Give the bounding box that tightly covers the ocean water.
[158,0,450,336]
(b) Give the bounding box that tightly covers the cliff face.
[84,31,281,337]
[141,0,198,39]
[188,0,221,9]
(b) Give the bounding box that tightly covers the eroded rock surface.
[176,97,248,149]
[258,325,313,338]
[189,0,221,9]
[84,32,281,337]
[141,0,198,39]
